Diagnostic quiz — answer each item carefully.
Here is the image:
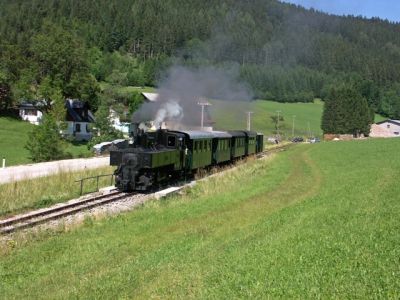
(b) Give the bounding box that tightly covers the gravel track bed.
[0,192,152,241]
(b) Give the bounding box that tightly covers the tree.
[88,97,123,149]
[321,85,372,136]
[25,114,67,162]
[270,114,284,135]
[0,69,12,111]
[13,21,99,111]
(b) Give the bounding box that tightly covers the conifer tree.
[321,85,372,136]
[25,114,67,162]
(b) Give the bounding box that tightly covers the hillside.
[212,99,385,137]
[0,117,92,166]
[1,139,399,297]
[1,0,400,119]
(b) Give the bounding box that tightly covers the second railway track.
[0,191,130,234]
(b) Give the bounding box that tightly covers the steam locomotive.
[110,126,264,192]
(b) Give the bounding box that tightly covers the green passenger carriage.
[111,128,264,192]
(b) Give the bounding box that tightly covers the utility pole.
[276,110,281,136]
[197,99,211,130]
[246,111,254,131]
[292,115,296,137]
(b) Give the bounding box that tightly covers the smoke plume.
[132,65,253,129]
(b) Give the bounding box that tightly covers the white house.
[63,99,95,141]
[109,108,130,135]
[19,102,44,125]
[370,120,400,138]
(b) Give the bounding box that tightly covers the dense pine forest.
[1,0,400,118]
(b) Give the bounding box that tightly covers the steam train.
[110,127,264,192]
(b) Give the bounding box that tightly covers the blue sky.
[280,0,400,23]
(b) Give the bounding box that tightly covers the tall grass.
[0,166,114,217]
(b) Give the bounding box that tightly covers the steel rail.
[0,191,130,234]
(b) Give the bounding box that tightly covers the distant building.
[370,120,400,138]
[63,99,95,141]
[109,108,130,135]
[19,99,95,141]
[141,92,159,102]
[19,102,44,125]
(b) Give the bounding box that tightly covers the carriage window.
[167,136,176,147]
[200,141,203,151]
[194,141,198,151]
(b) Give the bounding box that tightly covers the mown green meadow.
[211,99,386,137]
[0,117,92,166]
[1,138,399,298]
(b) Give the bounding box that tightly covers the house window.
[394,132,399,135]
[387,124,390,128]
[75,123,81,132]
[167,135,176,147]
[86,124,90,133]
[25,109,37,116]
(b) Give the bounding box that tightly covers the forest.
[0,0,400,119]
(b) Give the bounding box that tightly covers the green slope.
[212,99,386,137]
[1,138,399,298]
[212,99,324,137]
[0,117,33,166]
[0,117,92,166]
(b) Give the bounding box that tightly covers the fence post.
[2,157,5,169]
[96,176,99,191]
[80,180,83,196]
[110,174,114,186]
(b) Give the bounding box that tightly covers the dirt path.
[0,156,110,184]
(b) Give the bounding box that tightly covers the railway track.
[0,191,130,234]
[257,143,292,158]
[0,143,292,235]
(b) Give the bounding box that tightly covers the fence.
[75,173,115,195]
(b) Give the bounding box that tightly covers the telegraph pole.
[197,100,211,130]
[276,110,281,136]
[292,115,296,137]
[246,111,254,131]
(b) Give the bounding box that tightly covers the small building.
[109,108,130,135]
[63,99,95,141]
[141,92,159,102]
[370,120,400,138]
[19,102,44,125]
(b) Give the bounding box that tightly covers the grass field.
[0,166,114,217]
[0,117,92,166]
[211,99,387,137]
[1,138,399,298]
